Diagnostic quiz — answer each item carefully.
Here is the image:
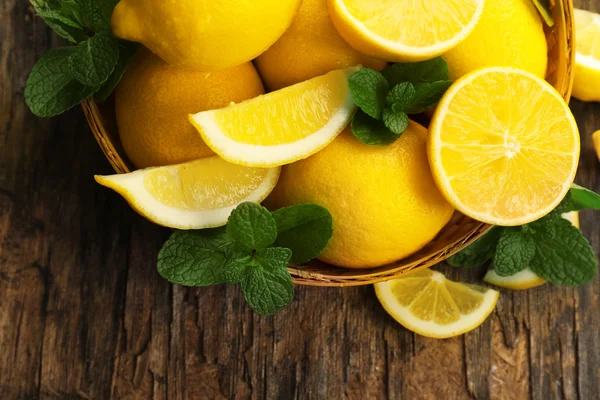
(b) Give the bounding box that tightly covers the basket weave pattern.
[83,0,575,287]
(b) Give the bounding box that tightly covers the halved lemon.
[327,0,485,62]
[189,67,358,168]
[429,67,580,226]
[375,269,499,339]
[484,211,580,290]
[95,157,280,229]
[573,9,600,102]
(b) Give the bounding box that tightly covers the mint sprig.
[348,58,453,146]
[157,202,334,315]
[26,0,137,117]
[449,185,600,287]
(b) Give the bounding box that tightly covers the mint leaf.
[223,256,253,283]
[383,108,409,135]
[348,68,389,119]
[241,248,294,315]
[157,228,247,286]
[351,109,400,146]
[568,184,600,211]
[529,218,597,286]
[493,228,536,277]
[272,204,333,264]
[94,42,137,102]
[227,202,277,251]
[404,81,452,113]
[448,226,504,268]
[382,58,449,87]
[33,6,88,43]
[387,82,416,107]
[25,47,97,117]
[77,0,118,32]
[68,31,119,86]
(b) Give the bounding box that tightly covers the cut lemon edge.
[484,211,579,290]
[429,67,579,226]
[328,0,485,62]
[95,157,280,230]
[375,270,499,339]
[573,9,600,102]
[189,67,358,168]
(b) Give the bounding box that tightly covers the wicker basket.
[83,0,575,287]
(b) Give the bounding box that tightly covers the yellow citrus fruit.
[443,0,548,81]
[95,157,280,230]
[572,9,600,102]
[189,68,357,168]
[593,130,600,161]
[265,124,454,269]
[255,0,386,91]
[429,67,579,226]
[375,269,499,338]
[115,51,264,169]
[111,0,302,71]
[484,212,580,290]
[327,0,484,62]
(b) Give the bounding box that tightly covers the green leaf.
[227,202,277,251]
[383,108,409,135]
[493,228,536,277]
[272,204,333,264]
[529,218,597,286]
[78,0,118,32]
[157,228,248,287]
[568,184,600,211]
[348,68,390,119]
[68,31,120,86]
[94,41,138,102]
[223,256,253,283]
[448,226,504,268]
[351,109,400,146]
[241,248,295,315]
[382,58,450,87]
[25,47,97,117]
[33,6,88,43]
[403,81,453,113]
[387,82,416,106]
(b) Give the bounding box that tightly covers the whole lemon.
[255,0,386,90]
[443,0,548,80]
[115,51,265,169]
[265,124,454,269]
[111,0,302,71]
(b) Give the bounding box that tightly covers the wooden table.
[1,1,599,399]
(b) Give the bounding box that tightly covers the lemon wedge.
[375,269,499,338]
[573,9,600,102]
[428,67,579,226]
[483,211,580,290]
[189,68,357,168]
[95,157,280,229]
[327,0,484,62]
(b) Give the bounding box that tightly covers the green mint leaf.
[567,184,600,211]
[223,256,253,283]
[35,8,83,29]
[387,82,416,107]
[403,81,452,114]
[68,31,120,86]
[383,108,409,135]
[94,41,138,102]
[32,5,88,43]
[448,226,504,268]
[157,228,248,287]
[351,109,401,146]
[78,0,118,32]
[529,218,597,286]
[227,202,277,251]
[272,204,333,264]
[240,247,294,315]
[382,57,449,87]
[348,68,389,119]
[25,47,97,117]
[493,228,536,277]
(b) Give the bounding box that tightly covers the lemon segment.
[327,0,484,62]
[95,157,280,229]
[573,9,600,102]
[375,269,499,338]
[190,68,358,168]
[429,67,579,226]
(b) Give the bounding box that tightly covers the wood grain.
[1,0,599,399]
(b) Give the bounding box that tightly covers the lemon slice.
[95,157,280,229]
[327,0,484,62]
[428,67,580,226]
[189,68,357,168]
[375,269,499,338]
[573,9,600,102]
[484,211,580,290]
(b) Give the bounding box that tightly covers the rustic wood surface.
[1,1,599,399]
